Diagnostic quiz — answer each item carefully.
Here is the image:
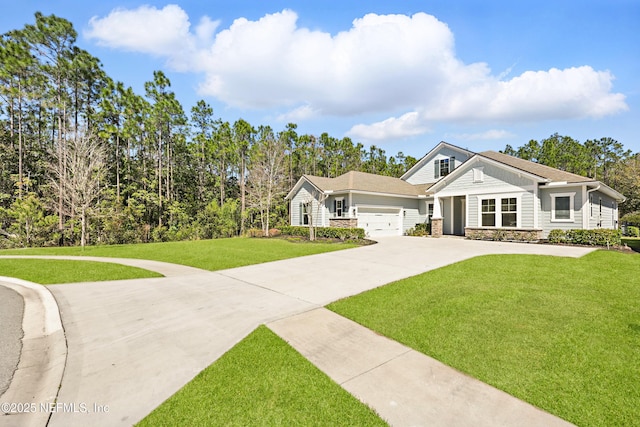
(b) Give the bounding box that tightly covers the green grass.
[0,259,162,284]
[0,238,358,271]
[328,250,640,427]
[137,326,386,427]
[623,237,640,252]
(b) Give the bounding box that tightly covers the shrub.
[626,226,640,237]
[547,229,622,246]
[547,229,566,244]
[280,225,365,240]
[407,222,430,236]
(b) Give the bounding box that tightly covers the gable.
[430,155,543,197]
[402,142,474,185]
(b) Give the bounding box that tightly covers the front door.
[453,196,466,236]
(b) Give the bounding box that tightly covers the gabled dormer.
[401,141,475,185]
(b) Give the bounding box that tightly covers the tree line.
[0,13,418,248]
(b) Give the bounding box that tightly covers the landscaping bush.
[547,229,622,246]
[280,225,365,240]
[625,226,640,237]
[406,222,430,236]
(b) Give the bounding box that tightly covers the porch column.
[431,195,443,237]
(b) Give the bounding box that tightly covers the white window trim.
[476,193,522,228]
[550,192,576,222]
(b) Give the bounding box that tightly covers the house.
[285,142,626,239]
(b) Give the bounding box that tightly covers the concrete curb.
[0,277,67,427]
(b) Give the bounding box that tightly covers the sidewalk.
[268,308,574,427]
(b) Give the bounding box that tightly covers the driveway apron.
[34,237,592,426]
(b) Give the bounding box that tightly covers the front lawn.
[328,250,640,427]
[0,238,358,271]
[137,326,386,426]
[0,259,161,284]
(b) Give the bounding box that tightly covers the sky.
[1,1,639,158]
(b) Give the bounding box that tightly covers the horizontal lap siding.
[467,196,478,226]
[404,147,473,185]
[290,182,327,227]
[540,186,584,236]
[444,161,535,195]
[437,160,536,230]
[588,191,618,229]
[520,191,535,228]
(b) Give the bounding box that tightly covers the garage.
[357,206,402,237]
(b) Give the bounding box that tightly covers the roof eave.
[284,175,325,200]
[329,189,424,199]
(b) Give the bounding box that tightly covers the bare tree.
[303,189,328,241]
[247,126,286,236]
[50,128,106,247]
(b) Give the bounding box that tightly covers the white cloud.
[277,105,319,122]
[449,130,516,141]
[347,112,429,141]
[85,7,628,142]
[85,5,195,56]
[426,66,628,122]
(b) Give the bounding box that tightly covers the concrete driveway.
[1,237,593,426]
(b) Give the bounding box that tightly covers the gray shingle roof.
[479,151,594,183]
[305,171,430,197]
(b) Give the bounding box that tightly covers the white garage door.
[357,207,401,237]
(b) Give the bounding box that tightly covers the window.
[427,203,434,223]
[501,198,517,227]
[478,195,520,228]
[334,198,343,217]
[473,167,484,183]
[481,199,496,226]
[300,202,310,225]
[599,197,602,216]
[550,192,575,222]
[440,159,449,178]
[433,156,456,178]
[555,197,571,219]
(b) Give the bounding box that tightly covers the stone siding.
[329,218,358,228]
[465,227,543,242]
[431,218,443,237]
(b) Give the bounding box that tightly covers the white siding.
[435,159,537,230]
[437,160,534,196]
[290,182,328,227]
[539,186,585,236]
[404,146,473,185]
[587,190,618,229]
